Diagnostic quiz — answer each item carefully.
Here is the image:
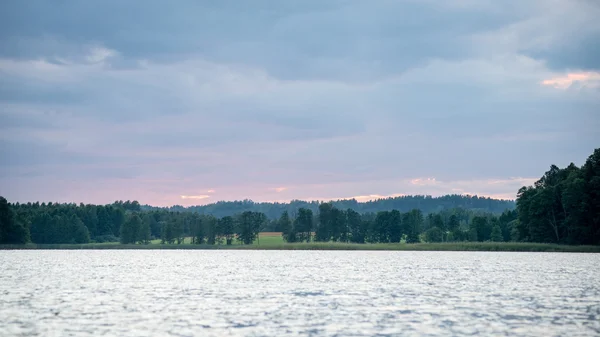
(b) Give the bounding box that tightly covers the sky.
[0,0,599,206]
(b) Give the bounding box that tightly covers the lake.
[1,251,599,336]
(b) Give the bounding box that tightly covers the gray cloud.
[0,0,551,80]
[0,0,599,205]
[533,34,600,71]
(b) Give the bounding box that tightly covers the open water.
[1,250,599,336]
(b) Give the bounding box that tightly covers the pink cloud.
[541,72,600,89]
[270,187,287,193]
[180,195,210,200]
[343,193,406,202]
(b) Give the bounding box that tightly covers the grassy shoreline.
[1,242,599,252]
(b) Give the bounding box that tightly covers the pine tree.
[138,220,151,244]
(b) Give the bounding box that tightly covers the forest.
[515,148,600,245]
[0,148,598,246]
[142,194,515,219]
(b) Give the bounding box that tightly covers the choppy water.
[1,251,599,336]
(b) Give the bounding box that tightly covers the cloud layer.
[1,0,598,205]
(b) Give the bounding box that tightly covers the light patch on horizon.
[271,187,287,193]
[486,177,538,186]
[180,195,210,200]
[345,194,406,202]
[0,174,543,206]
[541,72,600,89]
[294,176,537,204]
[207,189,216,193]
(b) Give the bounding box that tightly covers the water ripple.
[0,251,599,336]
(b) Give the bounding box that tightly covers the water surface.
[1,250,599,336]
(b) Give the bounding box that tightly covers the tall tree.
[83,206,99,238]
[471,216,491,242]
[404,209,422,243]
[316,203,333,242]
[236,211,263,245]
[190,215,204,244]
[330,207,347,242]
[582,148,600,245]
[138,219,151,244]
[110,207,126,238]
[347,208,366,243]
[120,214,141,244]
[70,214,90,244]
[498,210,517,242]
[279,211,294,242]
[295,208,313,242]
[172,217,184,244]
[432,214,445,232]
[219,216,235,245]
[204,215,217,245]
[0,197,29,244]
[388,210,402,243]
[96,206,114,236]
[373,211,390,243]
[160,221,175,244]
[490,224,503,242]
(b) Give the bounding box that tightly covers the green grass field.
[146,232,285,246]
[1,232,600,252]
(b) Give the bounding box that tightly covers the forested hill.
[142,195,515,220]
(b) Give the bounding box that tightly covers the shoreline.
[1,242,599,252]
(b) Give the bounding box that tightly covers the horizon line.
[4,193,517,207]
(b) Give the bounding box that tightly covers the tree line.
[143,194,516,219]
[0,196,518,245]
[274,205,517,244]
[117,210,267,245]
[0,199,271,246]
[1,148,598,246]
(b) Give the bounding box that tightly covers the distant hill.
[142,194,515,220]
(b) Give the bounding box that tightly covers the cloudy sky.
[1,0,599,206]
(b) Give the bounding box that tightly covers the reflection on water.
[1,250,599,336]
